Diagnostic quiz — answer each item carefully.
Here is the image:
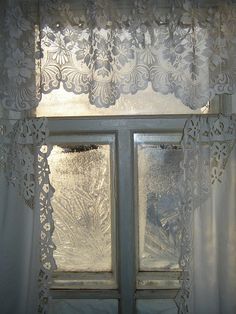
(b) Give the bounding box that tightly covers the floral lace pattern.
[37,143,56,314]
[1,0,236,110]
[0,3,41,111]
[176,114,236,313]
[0,118,56,314]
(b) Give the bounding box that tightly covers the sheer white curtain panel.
[0,118,55,314]
[177,115,236,314]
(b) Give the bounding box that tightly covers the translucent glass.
[36,83,209,116]
[136,300,177,314]
[49,299,118,314]
[48,144,112,272]
[136,140,183,270]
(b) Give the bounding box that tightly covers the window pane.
[48,144,113,272]
[136,299,177,314]
[135,135,183,271]
[49,299,118,314]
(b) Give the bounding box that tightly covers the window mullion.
[117,129,136,314]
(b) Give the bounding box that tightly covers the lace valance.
[1,0,236,111]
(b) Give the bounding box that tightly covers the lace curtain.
[1,0,236,110]
[0,118,56,314]
[177,115,236,314]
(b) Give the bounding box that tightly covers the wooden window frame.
[48,116,189,314]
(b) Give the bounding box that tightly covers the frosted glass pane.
[48,144,112,272]
[36,84,209,116]
[49,299,118,314]
[137,142,183,270]
[136,299,177,314]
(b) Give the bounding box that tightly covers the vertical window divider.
[117,129,136,314]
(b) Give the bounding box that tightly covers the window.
[47,116,188,314]
[1,0,235,312]
[42,91,235,314]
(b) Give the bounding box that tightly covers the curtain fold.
[0,174,34,314]
[192,150,236,314]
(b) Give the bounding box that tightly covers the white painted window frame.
[48,116,189,314]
